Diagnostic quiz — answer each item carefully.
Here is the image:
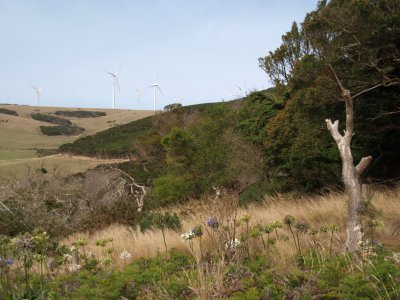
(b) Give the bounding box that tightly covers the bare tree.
[101,166,148,212]
[325,65,373,253]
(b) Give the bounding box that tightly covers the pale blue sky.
[0,0,319,110]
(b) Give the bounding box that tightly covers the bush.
[0,108,18,116]
[55,111,106,118]
[31,113,71,126]
[40,125,85,136]
[152,174,195,205]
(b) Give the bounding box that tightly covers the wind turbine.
[148,77,163,111]
[106,65,122,109]
[135,88,145,110]
[31,85,43,106]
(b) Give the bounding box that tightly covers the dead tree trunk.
[326,65,372,253]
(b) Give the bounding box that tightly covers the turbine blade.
[157,86,164,96]
[116,77,120,92]
[106,71,116,76]
[116,64,123,75]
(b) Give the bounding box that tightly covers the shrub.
[0,108,18,116]
[40,125,85,136]
[55,111,106,118]
[31,113,71,126]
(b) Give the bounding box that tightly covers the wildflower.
[240,214,251,223]
[102,258,113,266]
[76,238,87,247]
[119,250,132,260]
[270,221,283,229]
[264,225,274,234]
[225,238,241,249]
[63,253,73,261]
[68,263,81,272]
[294,221,310,233]
[284,215,295,226]
[329,224,339,232]
[392,252,400,264]
[207,217,220,230]
[250,225,263,238]
[6,259,12,266]
[192,226,203,237]
[95,239,108,247]
[181,231,195,240]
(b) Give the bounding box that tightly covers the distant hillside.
[59,116,154,157]
[0,104,153,160]
[58,101,240,158]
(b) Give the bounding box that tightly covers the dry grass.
[64,186,400,268]
[0,154,129,179]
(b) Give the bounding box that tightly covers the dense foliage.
[54,110,106,118]
[59,116,154,157]
[40,125,85,136]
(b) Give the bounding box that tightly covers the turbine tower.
[106,65,122,109]
[149,78,163,111]
[135,88,145,110]
[31,85,42,106]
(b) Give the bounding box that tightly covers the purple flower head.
[207,217,220,229]
[7,259,12,266]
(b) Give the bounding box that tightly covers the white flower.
[70,245,78,252]
[68,263,81,272]
[225,238,241,249]
[119,250,132,260]
[393,252,400,264]
[181,231,195,241]
[63,254,72,261]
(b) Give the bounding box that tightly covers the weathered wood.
[326,65,372,253]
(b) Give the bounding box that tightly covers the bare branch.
[105,166,148,212]
[328,64,346,95]
[355,156,373,176]
[352,83,382,99]
[368,109,400,121]
[325,119,343,144]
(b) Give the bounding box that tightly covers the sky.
[0,0,319,110]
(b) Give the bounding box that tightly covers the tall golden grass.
[64,186,400,268]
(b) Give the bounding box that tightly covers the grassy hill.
[0,104,153,160]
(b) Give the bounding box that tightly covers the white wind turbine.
[31,85,43,106]
[135,88,145,110]
[106,65,122,109]
[148,77,163,111]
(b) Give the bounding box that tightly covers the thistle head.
[284,215,295,226]
[294,221,310,234]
